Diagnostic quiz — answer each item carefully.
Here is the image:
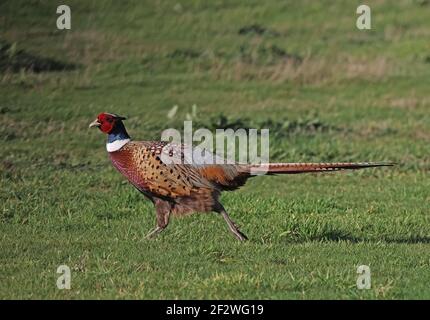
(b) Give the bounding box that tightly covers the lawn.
[0,0,429,299]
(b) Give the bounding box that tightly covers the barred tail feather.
[251,162,394,175]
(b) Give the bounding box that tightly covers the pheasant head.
[89,112,127,133]
[89,112,131,152]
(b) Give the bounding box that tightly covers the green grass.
[1,0,429,299]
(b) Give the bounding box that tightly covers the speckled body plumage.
[90,112,393,241]
[109,141,248,216]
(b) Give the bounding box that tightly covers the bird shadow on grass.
[282,230,430,244]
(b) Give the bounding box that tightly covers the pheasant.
[89,112,392,241]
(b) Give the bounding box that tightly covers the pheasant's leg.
[145,226,164,239]
[217,206,248,241]
[146,199,171,239]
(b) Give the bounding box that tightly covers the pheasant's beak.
[89,119,101,128]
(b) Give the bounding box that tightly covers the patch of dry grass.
[204,54,395,85]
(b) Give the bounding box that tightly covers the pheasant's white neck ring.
[106,138,130,152]
[106,120,131,152]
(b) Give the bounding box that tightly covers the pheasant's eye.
[107,117,113,123]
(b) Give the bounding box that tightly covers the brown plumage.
[90,113,393,241]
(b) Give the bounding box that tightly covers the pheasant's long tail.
[248,162,394,175]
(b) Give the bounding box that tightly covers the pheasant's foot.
[220,210,248,241]
[145,226,165,239]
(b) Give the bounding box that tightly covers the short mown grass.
[1,0,429,299]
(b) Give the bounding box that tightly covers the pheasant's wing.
[158,142,250,191]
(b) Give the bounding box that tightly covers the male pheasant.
[90,112,392,241]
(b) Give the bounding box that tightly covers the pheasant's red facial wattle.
[97,113,116,134]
